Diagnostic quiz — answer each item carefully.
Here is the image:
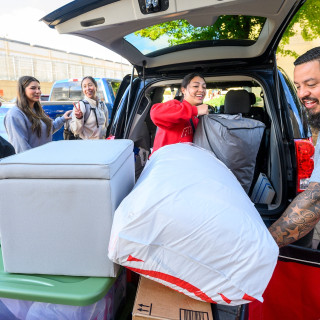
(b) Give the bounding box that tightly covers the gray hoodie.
[4,106,65,153]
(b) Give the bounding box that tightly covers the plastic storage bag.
[0,298,108,320]
[109,143,278,306]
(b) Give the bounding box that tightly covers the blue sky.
[0,0,127,63]
[125,33,172,55]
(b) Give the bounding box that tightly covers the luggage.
[193,114,265,193]
[0,140,134,277]
[108,143,278,306]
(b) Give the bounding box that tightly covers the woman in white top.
[70,76,109,139]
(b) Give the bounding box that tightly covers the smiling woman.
[150,72,209,154]
[4,76,71,153]
[68,76,109,140]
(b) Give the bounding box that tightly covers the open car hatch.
[41,0,305,71]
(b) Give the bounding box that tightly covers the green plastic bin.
[0,248,117,306]
[0,246,127,319]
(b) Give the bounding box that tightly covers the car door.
[248,245,320,320]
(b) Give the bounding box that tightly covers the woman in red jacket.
[150,73,209,153]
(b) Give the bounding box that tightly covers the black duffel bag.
[0,136,15,159]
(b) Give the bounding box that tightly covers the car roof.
[53,78,121,83]
[42,0,304,71]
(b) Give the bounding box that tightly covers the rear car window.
[50,80,107,102]
[124,15,266,56]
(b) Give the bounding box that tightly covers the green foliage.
[205,94,261,107]
[135,16,265,46]
[109,81,121,96]
[133,0,319,57]
[205,96,225,107]
[278,0,320,58]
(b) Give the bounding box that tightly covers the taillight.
[294,138,315,193]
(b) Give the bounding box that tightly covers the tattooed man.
[269,47,320,247]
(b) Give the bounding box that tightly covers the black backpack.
[0,136,15,159]
[63,100,102,140]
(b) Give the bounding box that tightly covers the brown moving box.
[132,276,214,320]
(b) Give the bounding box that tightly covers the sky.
[0,0,128,63]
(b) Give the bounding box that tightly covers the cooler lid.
[0,140,133,180]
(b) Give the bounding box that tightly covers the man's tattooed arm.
[268,182,320,247]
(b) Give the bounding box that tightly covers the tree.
[135,16,265,46]
[134,0,320,57]
[278,0,320,58]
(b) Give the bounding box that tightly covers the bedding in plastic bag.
[108,143,279,306]
[193,114,265,193]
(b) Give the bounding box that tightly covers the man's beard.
[302,96,320,130]
[306,108,320,130]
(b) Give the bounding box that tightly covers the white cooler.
[0,139,134,277]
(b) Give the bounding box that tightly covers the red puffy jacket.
[150,99,198,154]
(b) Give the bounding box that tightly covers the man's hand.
[269,182,320,247]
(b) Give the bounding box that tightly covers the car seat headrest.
[152,87,165,104]
[224,90,251,114]
[249,92,256,105]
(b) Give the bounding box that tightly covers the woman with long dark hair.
[70,76,109,139]
[150,72,209,154]
[4,76,71,153]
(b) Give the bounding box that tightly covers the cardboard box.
[132,277,214,320]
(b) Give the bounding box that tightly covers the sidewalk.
[217,305,240,320]
[312,220,320,249]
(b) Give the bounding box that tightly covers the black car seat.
[224,90,252,114]
[134,88,165,180]
[145,87,165,147]
[246,92,267,124]
[225,91,267,124]
[174,89,183,102]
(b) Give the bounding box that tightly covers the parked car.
[40,0,319,319]
[40,94,49,101]
[0,98,15,141]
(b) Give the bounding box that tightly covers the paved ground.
[312,220,320,249]
[217,305,240,320]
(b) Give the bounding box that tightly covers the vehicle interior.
[128,75,282,211]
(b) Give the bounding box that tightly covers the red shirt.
[150,99,199,153]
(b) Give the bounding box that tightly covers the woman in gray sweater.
[4,76,71,153]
